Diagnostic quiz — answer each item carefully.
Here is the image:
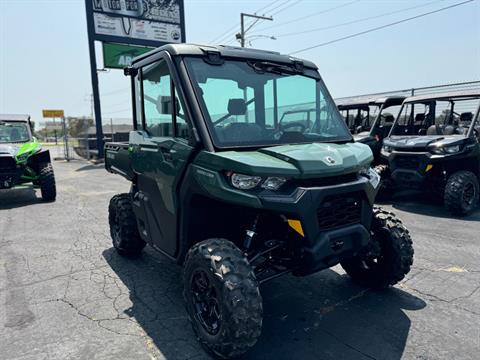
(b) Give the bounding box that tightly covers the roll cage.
[388,91,480,138]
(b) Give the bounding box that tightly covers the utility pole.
[85,0,104,159]
[237,13,273,48]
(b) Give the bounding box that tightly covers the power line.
[256,0,360,32]
[103,108,131,115]
[290,0,475,55]
[270,0,302,16]
[211,0,282,43]
[100,88,130,97]
[275,0,444,38]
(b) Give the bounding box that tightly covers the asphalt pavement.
[0,160,479,360]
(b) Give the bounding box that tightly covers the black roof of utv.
[336,95,406,110]
[130,43,318,69]
[0,114,30,122]
[403,90,480,103]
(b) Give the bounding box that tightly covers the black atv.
[0,114,56,201]
[337,95,405,165]
[105,44,414,358]
[379,90,480,215]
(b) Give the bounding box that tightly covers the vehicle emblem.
[325,156,336,164]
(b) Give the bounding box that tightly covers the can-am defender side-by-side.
[105,44,413,358]
[337,96,405,164]
[0,114,56,201]
[379,90,480,215]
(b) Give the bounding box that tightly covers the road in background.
[0,160,478,360]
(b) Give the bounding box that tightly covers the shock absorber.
[243,215,259,251]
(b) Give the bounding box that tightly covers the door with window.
[131,57,194,256]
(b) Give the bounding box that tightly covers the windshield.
[0,122,31,143]
[339,105,379,133]
[391,97,480,137]
[184,58,351,148]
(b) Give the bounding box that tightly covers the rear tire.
[39,162,56,201]
[108,193,145,257]
[374,164,393,202]
[341,207,413,289]
[183,238,262,359]
[444,171,479,216]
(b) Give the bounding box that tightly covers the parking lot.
[0,159,479,360]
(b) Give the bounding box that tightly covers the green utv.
[0,115,56,201]
[379,91,480,215]
[105,44,414,358]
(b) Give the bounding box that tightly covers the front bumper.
[0,155,22,189]
[258,177,376,275]
[381,150,448,189]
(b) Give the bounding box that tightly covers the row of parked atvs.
[337,90,480,216]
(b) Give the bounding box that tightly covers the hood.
[0,141,39,160]
[353,131,371,143]
[0,143,21,157]
[196,142,373,178]
[385,135,450,150]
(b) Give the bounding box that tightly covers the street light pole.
[238,13,273,48]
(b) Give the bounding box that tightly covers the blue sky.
[1,0,479,125]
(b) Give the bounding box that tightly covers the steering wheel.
[279,121,307,133]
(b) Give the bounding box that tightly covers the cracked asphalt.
[0,160,479,360]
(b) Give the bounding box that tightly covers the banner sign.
[42,110,64,118]
[103,42,153,69]
[87,0,185,47]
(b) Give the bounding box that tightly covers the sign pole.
[85,0,104,159]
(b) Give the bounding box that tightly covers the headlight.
[430,144,461,155]
[445,145,460,154]
[382,145,392,153]
[359,167,381,189]
[261,176,287,190]
[230,173,262,190]
[16,152,30,162]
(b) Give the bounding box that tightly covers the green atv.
[0,115,56,201]
[105,44,414,358]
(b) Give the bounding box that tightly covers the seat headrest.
[384,115,394,123]
[414,113,425,122]
[228,99,247,115]
[460,112,473,122]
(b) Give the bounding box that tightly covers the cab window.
[142,60,174,137]
[141,60,191,142]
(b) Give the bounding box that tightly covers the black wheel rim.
[359,229,385,270]
[190,269,221,335]
[462,182,476,208]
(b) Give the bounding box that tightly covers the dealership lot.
[0,160,479,360]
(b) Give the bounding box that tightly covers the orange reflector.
[425,164,433,172]
[287,219,305,237]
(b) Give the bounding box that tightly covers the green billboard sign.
[102,43,153,69]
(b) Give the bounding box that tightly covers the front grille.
[394,156,419,170]
[297,173,358,188]
[317,192,362,231]
[0,157,16,172]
